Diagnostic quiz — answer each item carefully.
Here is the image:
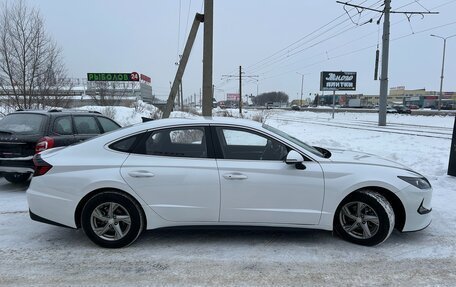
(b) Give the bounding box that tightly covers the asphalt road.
[1,178,455,287]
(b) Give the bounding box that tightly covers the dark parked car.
[393,106,411,114]
[0,109,121,184]
[291,104,301,111]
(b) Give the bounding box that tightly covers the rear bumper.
[0,156,34,173]
[29,209,75,229]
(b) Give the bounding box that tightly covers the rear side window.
[0,113,46,135]
[136,127,207,158]
[109,134,141,153]
[74,116,100,134]
[98,117,120,133]
[52,116,73,135]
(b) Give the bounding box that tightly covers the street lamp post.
[430,34,456,110]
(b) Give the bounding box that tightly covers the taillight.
[35,137,55,154]
[33,154,53,176]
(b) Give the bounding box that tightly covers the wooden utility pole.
[202,0,213,116]
[163,14,204,118]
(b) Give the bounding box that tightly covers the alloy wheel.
[90,202,132,241]
[339,201,380,240]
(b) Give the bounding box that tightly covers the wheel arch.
[335,186,406,231]
[74,187,147,229]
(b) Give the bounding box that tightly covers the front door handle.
[223,173,248,180]
[128,171,155,178]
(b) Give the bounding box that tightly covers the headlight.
[398,176,431,190]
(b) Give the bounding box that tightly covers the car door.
[120,126,220,222]
[73,115,101,142]
[213,126,325,225]
[49,116,76,146]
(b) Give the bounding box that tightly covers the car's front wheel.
[81,191,145,248]
[334,190,395,246]
[4,172,31,184]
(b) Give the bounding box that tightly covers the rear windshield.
[0,113,46,135]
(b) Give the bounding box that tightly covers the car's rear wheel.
[334,190,395,246]
[81,191,144,248]
[4,172,31,184]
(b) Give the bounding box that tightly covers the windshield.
[0,113,46,135]
[262,124,324,158]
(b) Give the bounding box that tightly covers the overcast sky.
[5,0,456,101]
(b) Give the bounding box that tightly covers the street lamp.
[430,34,456,110]
[296,72,305,106]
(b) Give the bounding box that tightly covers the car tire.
[81,191,145,248]
[334,190,395,246]
[4,173,31,184]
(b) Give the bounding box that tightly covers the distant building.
[0,76,158,108]
[323,87,456,109]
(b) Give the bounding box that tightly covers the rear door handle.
[223,173,248,180]
[128,171,155,178]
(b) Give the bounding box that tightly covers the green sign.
[87,72,139,82]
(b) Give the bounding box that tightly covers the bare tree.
[0,0,71,110]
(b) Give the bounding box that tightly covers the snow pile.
[76,100,161,126]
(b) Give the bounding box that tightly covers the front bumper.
[398,185,432,232]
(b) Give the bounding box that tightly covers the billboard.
[140,74,151,84]
[87,72,140,82]
[320,71,357,91]
[226,93,240,101]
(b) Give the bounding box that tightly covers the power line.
[244,0,377,72]
[258,0,453,80]
[217,0,379,79]
[216,0,454,91]
[261,19,456,81]
[244,0,384,75]
[177,0,182,63]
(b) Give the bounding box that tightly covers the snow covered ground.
[1,108,455,286]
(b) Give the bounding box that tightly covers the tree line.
[251,91,289,106]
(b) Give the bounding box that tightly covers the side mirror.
[285,150,304,164]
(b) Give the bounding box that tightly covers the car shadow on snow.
[0,177,30,192]
[27,219,436,253]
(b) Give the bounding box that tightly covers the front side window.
[262,124,324,158]
[74,116,100,134]
[98,117,120,133]
[138,127,207,158]
[216,127,288,160]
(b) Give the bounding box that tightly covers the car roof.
[131,116,264,130]
[9,109,103,116]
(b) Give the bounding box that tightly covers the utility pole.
[180,81,184,110]
[202,0,213,116]
[378,0,390,126]
[336,1,437,126]
[163,14,204,118]
[297,72,304,106]
[239,66,242,114]
[222,66,258,115]
[431,34,456,111]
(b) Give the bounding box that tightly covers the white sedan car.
[27,118,432,248]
